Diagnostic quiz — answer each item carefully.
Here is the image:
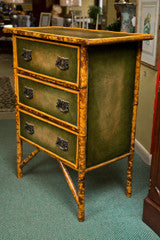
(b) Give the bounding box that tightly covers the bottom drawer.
[20,111,77,165]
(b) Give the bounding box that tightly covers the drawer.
[16,37,79,86]
[20,111,77,165]
[18,75,78,127]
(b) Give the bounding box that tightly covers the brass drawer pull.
[56,137,68,151]
[56,56,69,71]
[56,99,69,113]
[22,48,32,62]
[24,86,33,99]
[25,122,34,135]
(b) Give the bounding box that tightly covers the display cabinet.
[4,26,153,221]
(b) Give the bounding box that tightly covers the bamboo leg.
[126,42,142,198]
[78,45,88,221]
[78,169,85,222]
[16,109,23,179]
[78,136,86,222]
[58,160,79,206]
[17,138,23,178]
[126,153,134,197]
[12,35,23,179]
[20,148,40,168]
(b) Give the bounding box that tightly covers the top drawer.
[16,37,80,87]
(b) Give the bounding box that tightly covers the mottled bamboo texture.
[85,153,131,172]
[3,26,153,46]
[58,160,79,206]
[16,108,23,179]
[17,69,79,90]
[12,35,23,179]
[126,42,142,198]
[20,149,40,168]
[78,46,88,222]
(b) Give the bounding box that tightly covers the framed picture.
[136,0,160,69]
[39,12,51,27]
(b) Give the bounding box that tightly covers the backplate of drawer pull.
[22,48,32,62]
[56,56,69,71]
[24,86,33,99]
[56,137,68,151]
[56,99,69,113]
[25,122,34,135]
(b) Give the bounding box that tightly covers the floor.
[0,53,15,119]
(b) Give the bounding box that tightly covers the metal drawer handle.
[24,86,33,99]
[25,122,34,135]
[56,56,69,71]
[22,48,32,62]
[56,99,69,113]
[56,137,68,151]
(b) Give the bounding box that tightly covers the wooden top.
[3,26,154,45]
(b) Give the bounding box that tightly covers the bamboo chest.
[4,27,153,221]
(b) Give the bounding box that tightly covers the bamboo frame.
[12,35,23,179]
[126,42,142,198]
[20,148,40,168]
[85,153,131,172]
[19,108,78,136]
[58,160,79,206]
[17,69,79,91]
[16,36,80,88]
[17,35,80,51]
[17,73,79,94]
[10,28,153,221]
[16,107,23,179]
[77,46,88,222]
[19,103,78,133]
[4,26,153,46]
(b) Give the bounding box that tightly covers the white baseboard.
[135,139,152,165]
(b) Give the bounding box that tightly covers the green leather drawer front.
[20,111,77,164]
[16,37,79,84]
[18,76,78,126]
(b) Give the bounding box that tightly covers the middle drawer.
[18,75,79,128]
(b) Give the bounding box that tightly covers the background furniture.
[114,1,136,32]
[60,0,81,27]
[142,49,160,237]
[39,12,51,26]
[4,26,153,221]
[32,0,55,26]
[0,24,12,54]
[51,4,64,26]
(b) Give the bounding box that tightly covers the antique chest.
[4,26,153,221]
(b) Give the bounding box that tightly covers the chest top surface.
[4,26,153,45]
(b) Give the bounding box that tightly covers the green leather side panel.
[20,112,77,164]
[18,77,77,126]
[86,42,138,168]
[17,38,78,83]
